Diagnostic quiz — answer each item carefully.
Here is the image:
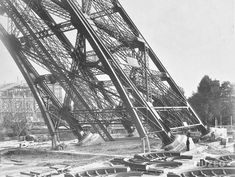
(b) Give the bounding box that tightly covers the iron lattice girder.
[0,25,84,140]
[0,0,110,141]
[65,0,172,142]
[22,0,126,124]
[19,20,74,40]
[22,0,116,111]
[0,25,56,140]
[0,0,207,144]
[1,0,114,141]
[0,0,141,140]
[32,73,85,139]
[65,0,206,136]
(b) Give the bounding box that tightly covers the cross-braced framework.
[0,0,207,147]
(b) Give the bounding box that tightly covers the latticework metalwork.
[0,0,207,146]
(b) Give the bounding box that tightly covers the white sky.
[0,0,235,97]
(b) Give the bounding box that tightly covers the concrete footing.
[163,135,195,151]
[77,132,104,146]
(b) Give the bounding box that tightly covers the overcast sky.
[0,0,235,97]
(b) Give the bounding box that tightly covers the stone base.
[163,135,195,152]
[77,132,104,146]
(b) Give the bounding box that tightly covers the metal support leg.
[141,137,145,153]
[51,134,57,149]
[141,136,151,153]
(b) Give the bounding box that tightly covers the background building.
[0,81,63,132]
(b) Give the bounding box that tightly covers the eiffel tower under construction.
[0,0,207,150]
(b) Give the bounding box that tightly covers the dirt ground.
[0,148,110,176]
[0,137,234,177]
[0,137,160,176]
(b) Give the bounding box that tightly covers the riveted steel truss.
[0,0,207,145]
[0,25,86,146]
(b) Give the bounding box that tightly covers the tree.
[3,113,31,137]
[219,82,233,125]
[188,75,234,127]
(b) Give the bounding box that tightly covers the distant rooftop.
[0,82,28,92]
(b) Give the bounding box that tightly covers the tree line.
[188,75,234,127]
